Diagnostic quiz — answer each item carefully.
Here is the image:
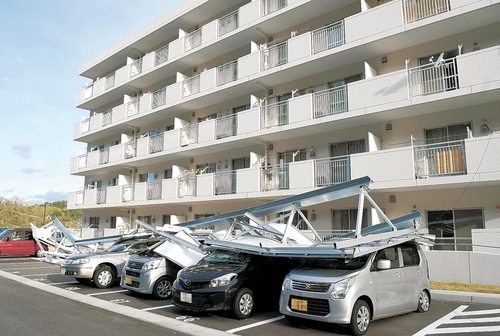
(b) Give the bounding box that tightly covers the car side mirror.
[377,259,391,270]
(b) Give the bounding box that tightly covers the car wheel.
[349,300,370,336]
[93,265,116,289]
[35,249,45,258]
[416,290,430,313]
[153,276,173,300]
[75,277,91,285]
[232,288,254,319]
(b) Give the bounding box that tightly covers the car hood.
[67,251,125,260]
[180,262,246,281]
[288,268,361,282]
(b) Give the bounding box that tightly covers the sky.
[0,0,185,204]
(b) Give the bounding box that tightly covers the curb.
[431,289,500,305]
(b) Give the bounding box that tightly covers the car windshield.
[299,255,370,271]
[203,250,251,264]
[0,229,11,239]
[105,240,136,252]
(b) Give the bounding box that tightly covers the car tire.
[75,277,91,285]
[416,290,430,313]
[153,276,173,300]
[35,249,45,258]
[93,265,116,289]
[349,300,370,336]
[232,287,254,319]
[285,315,300,325]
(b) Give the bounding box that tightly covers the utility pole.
[43,202,49,225]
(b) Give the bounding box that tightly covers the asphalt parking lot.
[1,257,500,336]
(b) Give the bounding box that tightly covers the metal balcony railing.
[96,189,106,204]
[216,114,237,139]
[75,190,84,206]
[414,140,466,178]
[217,60,238,86]
[83,83,93,99]
[315,156,350,187]
[261,41,288,70]
[313,86,348,118]
[404,0,450,23]
[182,75,200,97]
[105,72,115,89]
[149,133,164,154]
[78,154,87,168]
[81,118,90,133]
[312,21,345,54]
[214,171,236,195]
[261,101,288,129]
[409,57,458,97]
[184,29,202,51]
[129,58,143,78]
[122,184,134,202]
[179,176,196,198]
[261,0,287,16]
[261,164,289,191]
[127,98,140,117]
[124,141,136,159]
[180,124,198,147]
[154,45,169,66]
[151,87,167,109]
[101,109,112,127]
[218,10,238,36]
[147,182,162,200]
[98,148,109,165]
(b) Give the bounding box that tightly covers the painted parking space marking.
[142,304,175,311]
[413,305,500,335]
[225,315,284,334]
[49,281,79,285]
[110,299,131,304]
[87,289,129,296]
[25,273,60,277]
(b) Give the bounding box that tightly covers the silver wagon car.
[279,241,431,335]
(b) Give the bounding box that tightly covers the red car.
[0,228,47,257]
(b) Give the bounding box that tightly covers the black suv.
[172,249,298,319]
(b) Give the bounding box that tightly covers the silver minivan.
[279,241,431,335]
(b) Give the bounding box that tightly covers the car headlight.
[331,276,355,299]
[65,258,90,265]
[282,274,290,291]
[142,260,161,270]
[209,273,237,287]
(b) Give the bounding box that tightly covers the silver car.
[279,241,431,336]
[60,237,161,288]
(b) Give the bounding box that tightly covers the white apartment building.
[69,0,500,253]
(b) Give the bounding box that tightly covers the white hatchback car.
[279,241,431,335]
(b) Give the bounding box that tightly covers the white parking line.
[49,281,79,285]
[25,273,60,277]
[142,304,175,311]
[87,289,129,296]
[225,315,284,334]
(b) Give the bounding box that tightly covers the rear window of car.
[401,244,420,267]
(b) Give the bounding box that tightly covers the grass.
[431,281,500,295]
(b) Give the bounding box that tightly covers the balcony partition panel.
[198,119,215,143]
[237,51,260,79]
[109,144,124,163]
[261,164,289,191]
[136,137,149,157]
[166,82,182,104]
[163,129,180,151]
[236,108,260,134]
[404,0,450,23]
[236,168,260,193]
[345,1,402,44]
[106,186,121,204]
[351,148,414,184]
[288,94,313,124]
[139,93,151,114]
[261,101,288,129]
[409,58,458,97]
[112,104,126,123]
[313,86,347,118]
[287,31,311,63]
[217,60,238,86]
[141,52,155,73]
[201,20,217,45]
[168,37,183,59]
[261,41,288,71]
[218,10,239,36]
[114,64,128,85]
[84,188,96,206]
[414,140,466,178]
[200,68,216,92]
[196,173,214,197]
[239,0,259,27]
[162,179,178,199]
[134,182,147,202]
[288,161,315,189]
[315,156,350,187]
[214,171,236,195]
[216,114,237,139]
[312,21,344,54]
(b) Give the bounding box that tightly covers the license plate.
[124,276,132,285]
[180,292,192,303]
[291,298,308,312]
[63,270,72,276]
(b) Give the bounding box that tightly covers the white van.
[279,241,431,335]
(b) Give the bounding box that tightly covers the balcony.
[414,140,466,179]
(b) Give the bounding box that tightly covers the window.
[110,217,117,229]
[401,244,420,267]
[198,113,217,122]
[162,215,171,225]
[164,169,173,179]
[425,123,471,144]
[332,208,368,231]
[330,139,365,157]
[112,177,119,186]
[233,104,250,113]
[137,216,152,224]
[139,172,155,183]
[372,246,400,270]
[278,149,306,163]
[89,217,100,228]
[196,163,216,174]
[278,210,309,230]
[232,157,250,170]
[427,208,484,251]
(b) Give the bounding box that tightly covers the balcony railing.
[183,75,200,97]
[101,109,112,127]
[83,83,93,99]
[261,101,288,129]
[154,45,169,66]
[127,98,140,117]
[261,164,289,191]
[312,21,344,54]
[149,133,163,154]
[215,171,236,195]
[218,10,238,36]
[147,182,162,200]
[124,141,136,159]
[261,0,287,16]
[75,190,84,206]
[414,140,466,178]
[315,156,350,187]
[409,58,458,97]
[129,59,143,78]
[105,73,115,89]
[180,124,198,146]
[216,114,237,139]
[98,148,109,165]
[151,87,167,109]
[81,118,90,133]
[179,176,196,198]
[217,60,238,86]
[78,154,87,168]
[185,28,202,51]
[261,41,288,70]
[122,184,134,202]
[404,0,450,23]
[313,86,348,118]
[96,189,106,204]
